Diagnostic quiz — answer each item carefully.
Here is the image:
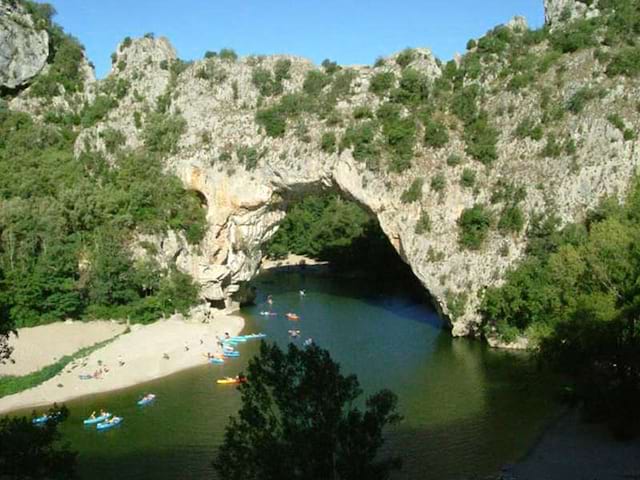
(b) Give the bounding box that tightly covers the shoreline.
[0,315,244,415]
[505,407,640,479]
[260,253,330,273]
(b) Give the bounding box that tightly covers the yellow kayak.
[216,377,246,385]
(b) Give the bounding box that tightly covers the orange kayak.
[286,313,300,320]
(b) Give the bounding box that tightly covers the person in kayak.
[90,411,96,419]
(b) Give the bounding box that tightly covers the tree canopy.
[214,342,402,480]
[0,406,77,479]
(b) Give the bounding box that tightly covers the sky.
[43,0,545,78]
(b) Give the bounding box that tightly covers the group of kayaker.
[88,409,108,420]
[267,293,313,347]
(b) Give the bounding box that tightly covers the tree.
[0,406,77,479]
[213,342,402,480]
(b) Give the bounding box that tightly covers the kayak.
[229,337,247,342]
[96,417,123,431]
[83,413,111,425]
[237,333,267,340]
[32,414,50,425]
[209,358,224,365]
[216,377,246,385]
[223,351,240,358]
[286,313,300,320]
[259,311,277,316]
[137,394,156,406]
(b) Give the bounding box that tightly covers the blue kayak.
[96,417,122,431]
[209,358,225,364]
[223,351,240,358]
[137,394,156,406]
[229,337,247,343]
[242,333,267,340]
[32,415,50,425]
[83,413,111,425]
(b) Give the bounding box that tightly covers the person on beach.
[118,355,124,367]
[224,332,230,340]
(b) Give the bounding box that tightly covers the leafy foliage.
[0,108,204,329]
[214,342,402,480]
[142,112,186,154]
[415,210,432,234]
[400,178,424,204]
[0,409,77,479]
[369,72,396,96]
[320,131,337,153]
[458,204,492,249]
[481,179,640,436]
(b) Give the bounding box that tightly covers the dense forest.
[0,2,207,334]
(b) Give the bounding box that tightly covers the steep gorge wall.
[4,0,639,341]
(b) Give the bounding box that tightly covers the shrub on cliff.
[464,112,498,165]
[143,112,187,154]
[369,72,396,96]
[219,48,238,62]
[458,204,492,249]
[400,178,424,204]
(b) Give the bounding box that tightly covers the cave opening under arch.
[260,188,435,310]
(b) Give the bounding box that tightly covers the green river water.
[26,269,559,479]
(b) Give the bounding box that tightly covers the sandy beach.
[0,315,244,415]
[0,321,126,376]
[260,253,329,272]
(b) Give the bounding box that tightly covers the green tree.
[0,407,77,479]
[213,342,402,480]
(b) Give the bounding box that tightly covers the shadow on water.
[253,266,443,330]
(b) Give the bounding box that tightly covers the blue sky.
[44,0,544,78]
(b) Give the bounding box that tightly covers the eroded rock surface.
[0,1,48,89]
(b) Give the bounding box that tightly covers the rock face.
[0,1,48,89]
[7,2,640,339]
[544,0,600,27]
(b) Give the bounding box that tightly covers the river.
[43,269,557,479]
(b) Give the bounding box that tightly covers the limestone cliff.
[0,0,48,89]
[4,0,640,342]
[544,0,600,27]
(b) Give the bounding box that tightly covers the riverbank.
[0,315,244,415]
[260,254,329,272]
[506,408,640,479]
[0,321,125,376]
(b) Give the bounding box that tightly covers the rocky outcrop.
[0,1,48,89]
[544,0,600,27]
